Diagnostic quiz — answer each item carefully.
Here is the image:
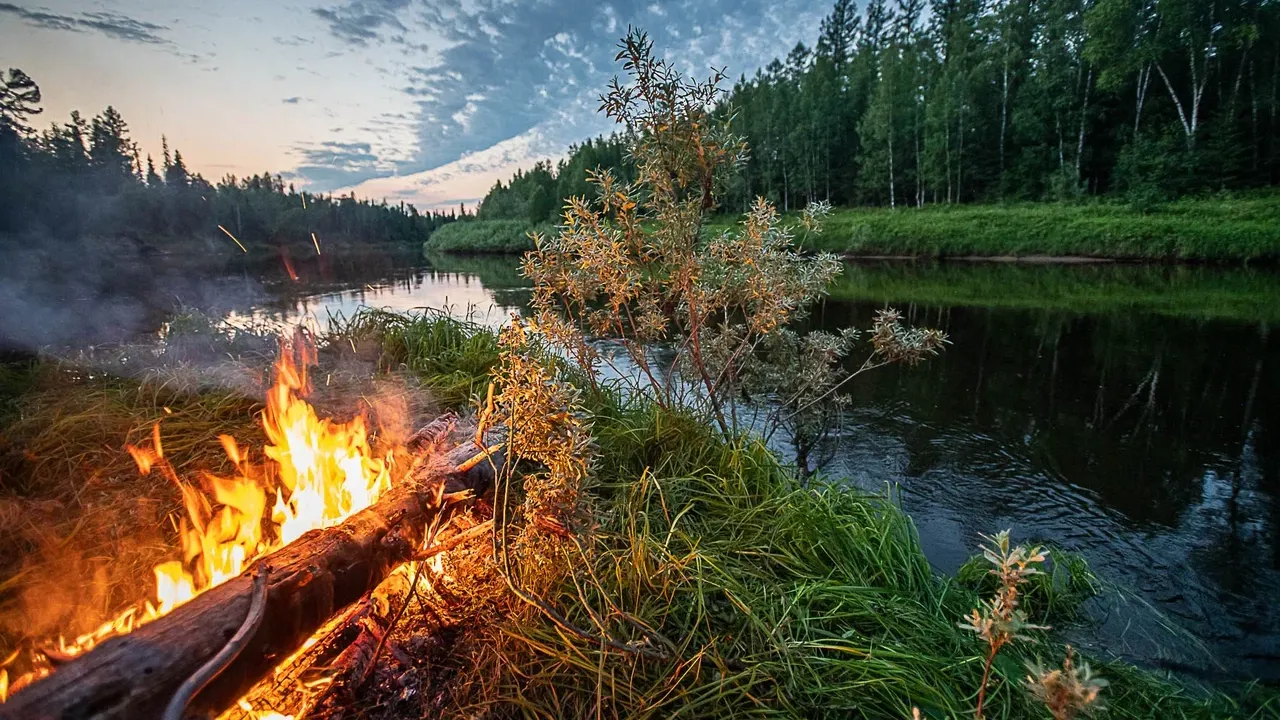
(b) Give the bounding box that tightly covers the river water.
[58,249,1278,683]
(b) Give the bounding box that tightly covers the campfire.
[0,334,505,720]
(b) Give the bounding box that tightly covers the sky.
[1,0,831,211]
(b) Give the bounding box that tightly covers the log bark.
[314,561,416,702]
[0,436,503,720]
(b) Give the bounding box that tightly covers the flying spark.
[217,225,248,253]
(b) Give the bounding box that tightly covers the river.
[27,247,1279,683]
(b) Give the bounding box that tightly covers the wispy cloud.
[0,3,194,57]
[289,139,388,188]
[299,0,828,198]
[312,0,413,45]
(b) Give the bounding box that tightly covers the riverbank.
[426,195,1280,263]
[795,196,1280,262]
[1,311,1275,717]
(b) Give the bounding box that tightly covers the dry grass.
[0,364,264,665]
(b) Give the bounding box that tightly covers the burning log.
[0,434,505,720]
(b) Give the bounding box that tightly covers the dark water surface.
[811,292,1280,683]
[19,248,1275,682]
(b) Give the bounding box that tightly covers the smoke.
[0,234,268,352]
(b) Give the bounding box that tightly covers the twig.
[356,484,447,688]
[415,520,494,560]
[162,565,270,720]
[456,443,504,474]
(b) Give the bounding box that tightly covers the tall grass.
[449,389,1266,718]
[327,308,500,408]
[429,197,1280,262]
[341,314,1265,718]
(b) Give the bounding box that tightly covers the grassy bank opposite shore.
[2,311,1275,717]
[425,218,553,253]
[788,196,1280,262]
[426,196,1280,262]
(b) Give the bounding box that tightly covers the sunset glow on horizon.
[3,0,827,211]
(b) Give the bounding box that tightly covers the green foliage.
[424,219,550,253]
[471,0,1280,215]
[957,545,1099,626]
[0,69,42,135]
[827,258,1280,322]
[326,308,500,408]
[476,136,635,225]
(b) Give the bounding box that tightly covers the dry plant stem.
[493,410,664,659]
[776,355,888,427]
[961,531,1049,720]
[416,520,494,560]
[457,443,504,474]
[162,565,270,720]
[976,647,998,720]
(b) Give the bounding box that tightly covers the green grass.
[2,312,1275,717]
[327,308,501,408]
[446,384,1272,718]
[425,219,552,254]
[356,313,1271,719]
[827,262,1280,324]
[448,196,1280,262]
[790,197,1280,262]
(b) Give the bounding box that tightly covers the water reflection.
[807,298,1279,681]
[219,252,531,334]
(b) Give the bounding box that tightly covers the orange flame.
[49,334,394,660]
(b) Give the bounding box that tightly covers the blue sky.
[1,0,829,210]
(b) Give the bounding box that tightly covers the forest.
[466,0,1280,226]
[0,72,458,253]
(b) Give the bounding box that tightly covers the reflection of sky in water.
[221,271,522,334]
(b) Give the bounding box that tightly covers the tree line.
[477,0,1280,222]
[0,70,458,250]
[475,135,635,223]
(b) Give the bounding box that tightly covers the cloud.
[289,140,391,188]
[311,0,412,45]
[333,126,566,211]
[0,3,190,55]
[298,0,828,196]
